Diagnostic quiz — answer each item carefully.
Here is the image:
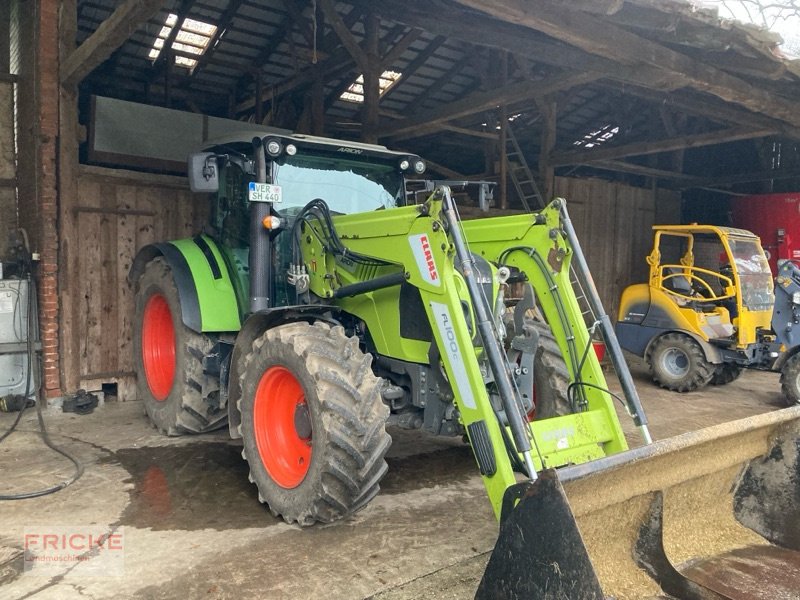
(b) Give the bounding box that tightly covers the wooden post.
[362,13,381,143]
[59,0,80,395]
[255,71,263,124]
[498,53,509,209]
[311,69,325,135]
[164,49,172,107]
[538,97,557,202]
[0,0,10,73]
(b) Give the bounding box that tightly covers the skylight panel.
[572,124,620,149]
[340,71,403,103]
[148,13,217,72]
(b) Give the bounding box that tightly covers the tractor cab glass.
[271,150,405,214]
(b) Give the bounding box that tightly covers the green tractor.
[131,131,653,592]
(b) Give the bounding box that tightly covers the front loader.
[130,132,800,598]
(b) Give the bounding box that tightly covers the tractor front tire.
[238,321,391,525]
[526,320,572,419]
[710,363,743,386]
[134,258,227,435]
[780,353,800,406]
[647,333,714,393]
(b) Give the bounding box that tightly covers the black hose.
[0,237,85,500]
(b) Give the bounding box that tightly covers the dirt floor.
[0,357,791,599]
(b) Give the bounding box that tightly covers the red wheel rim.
[253,366,312,488]
[141,293,176,401]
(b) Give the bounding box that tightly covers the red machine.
[731,192,800,274]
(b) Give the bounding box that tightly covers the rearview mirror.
[188,152,219,193]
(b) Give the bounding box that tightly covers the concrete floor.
[0,358,789,600]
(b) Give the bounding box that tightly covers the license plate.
[248,182,282,203]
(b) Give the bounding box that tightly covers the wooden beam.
[380,28,423,69]
[61,0,167,86]
[423,159,466,180]
[381,72,598,140]
[362,12,381,143]
[237,8,363,116]
[188,0,248,80]
[440,124,497,140]
[588,160,696,182]
[598,83,800,141]
[452,0,800,129]
[679,167,800,190]
[551,127,775,167]
[538,97,557,202]
[0,0,10,73]
[318,0,369,72]
[379,36,446,103]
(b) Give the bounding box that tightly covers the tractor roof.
[202,130,417,161]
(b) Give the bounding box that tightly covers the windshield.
[729,238,774,311]
[272,151,404,214]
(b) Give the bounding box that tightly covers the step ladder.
[569,265,597,329]
[505,122,544,211]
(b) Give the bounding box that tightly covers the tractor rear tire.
[526,320,572,419]
[647,333,714,393]
[134,258,227,435]
[710,363,743,386]
[238,321,391,525]
[780,353,800,406]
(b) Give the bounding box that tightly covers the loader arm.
[299,192,629,517]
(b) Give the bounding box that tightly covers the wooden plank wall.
[58,168,679,401]
[61,165,208,399]
[0,80,17,256]
[554,176,681,319]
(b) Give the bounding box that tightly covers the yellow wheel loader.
[616,225,778,392]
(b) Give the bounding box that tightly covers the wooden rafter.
[452,0,800,129]
[381,72,598,140]
[318,0,369,72]
[378,36,446,103]
[236,6,363,116]
[551,127,775,167]
[188,0,248,80]
[61,0,168,86]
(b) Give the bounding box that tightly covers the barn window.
[340,71,403,103]
[148,13,217,71]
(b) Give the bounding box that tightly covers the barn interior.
[1,1,800,598]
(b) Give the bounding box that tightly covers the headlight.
[792,291,800,305]
[285,144,297,156]
[413,159,426,174]
[266,139,282,157]
[399,159,410,171]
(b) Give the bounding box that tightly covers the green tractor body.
[129,132,800,598]
[130,132,635,520]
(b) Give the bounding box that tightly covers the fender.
[225,306,342,439]
[129,235,242,333]
[644,329,723,365]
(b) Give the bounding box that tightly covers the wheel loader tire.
[710,363,743,386]
[134,258,227,435]
[780,353,800,406]
[646,333,714,393]
[526,320,572,419]
[238,321,391,525]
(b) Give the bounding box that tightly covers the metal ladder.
[505,122,544,211]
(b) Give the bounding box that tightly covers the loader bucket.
[477,406,800,600]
